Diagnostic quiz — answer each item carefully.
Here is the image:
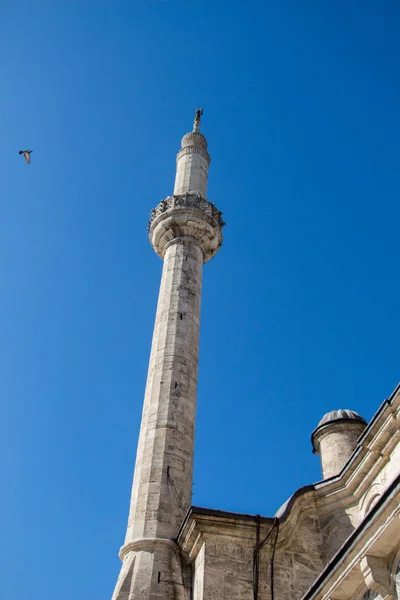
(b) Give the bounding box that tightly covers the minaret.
[112,110,224,600]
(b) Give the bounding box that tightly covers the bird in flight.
[19,150,32,164]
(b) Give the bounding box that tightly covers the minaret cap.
[181,131,208,150]
[180,108,208,151]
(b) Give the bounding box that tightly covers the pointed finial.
[193,108,203,132]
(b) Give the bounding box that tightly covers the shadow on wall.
[319,510,356,564]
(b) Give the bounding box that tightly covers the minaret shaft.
[173,131,210,199]
[126,238,203,542]
[173,147,209,197]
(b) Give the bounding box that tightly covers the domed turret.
[312,409,367,479]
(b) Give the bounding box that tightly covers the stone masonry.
[111,113,223,600]
[312,411,368,479]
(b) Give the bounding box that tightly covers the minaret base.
[112,539,189,600]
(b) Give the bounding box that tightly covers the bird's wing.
[24,152,30,164]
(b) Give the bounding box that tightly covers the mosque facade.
[110,113,400,600]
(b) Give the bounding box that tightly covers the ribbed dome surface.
[317,409,367,428]
[181,131,208,150]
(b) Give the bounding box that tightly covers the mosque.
[110,111,400,600]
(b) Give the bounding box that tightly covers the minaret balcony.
[148,193,225,263]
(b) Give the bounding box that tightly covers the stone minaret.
[112,110,224,600]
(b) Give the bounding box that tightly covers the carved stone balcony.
[148,193,225,263]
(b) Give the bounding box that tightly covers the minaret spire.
[193,107,203,132]
[111,115,224,600]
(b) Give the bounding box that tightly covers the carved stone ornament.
[147,193,225,232]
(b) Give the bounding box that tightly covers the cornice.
[176,506,274,561]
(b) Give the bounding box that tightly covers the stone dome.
[316,409,367,429]
[181,131,208,150]
[311,409,367,455]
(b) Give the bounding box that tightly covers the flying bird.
[19,150,32,164]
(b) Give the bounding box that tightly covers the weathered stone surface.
[112,237,206,599]
[111,119,223,600]
[313,419,367,480]
[174,131,210,198]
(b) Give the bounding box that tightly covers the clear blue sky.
[1,1,400,598]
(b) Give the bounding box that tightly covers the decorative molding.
[176,145,211,164]
[119,538,178,561]
[147,193,225,232]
